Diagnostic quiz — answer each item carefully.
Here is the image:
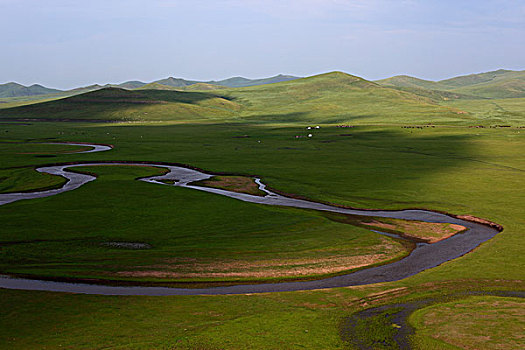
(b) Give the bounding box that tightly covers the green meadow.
[409,296,524,349]
[0,72,523,348]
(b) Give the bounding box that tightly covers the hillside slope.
[226,71,465,124]
[0,82,62,98]
[0,87,240,121]
[450,76,525,99]
[211,74,299,88]
[375,75,446,90]
[377,69,525,99]
[116,81,147,89]
[149,74,300,89]
[438,69,519,87]
[0,72,468,124]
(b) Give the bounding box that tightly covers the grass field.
[441,98,525,125]
[410,296,525,349]
[1,163,410,283]
[0,86,523,348]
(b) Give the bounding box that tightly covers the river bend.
[0,144,500,295]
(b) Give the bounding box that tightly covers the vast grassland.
[0,76,523,348]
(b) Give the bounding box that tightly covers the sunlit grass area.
[410,296,525,349]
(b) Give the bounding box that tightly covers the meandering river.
[0,143,501,295]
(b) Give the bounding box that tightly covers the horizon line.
[2,67,524,91]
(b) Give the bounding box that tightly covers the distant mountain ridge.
[0,74,300,98]
[208,74,299,87]
[0,82,62,98]
[376,69,525,99]
[151,74,299,88]
[3,69,523,99]
[0,71,461,124]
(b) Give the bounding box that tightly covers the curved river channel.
[0,143,501,295]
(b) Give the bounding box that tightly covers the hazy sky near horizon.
[1,0,524,89]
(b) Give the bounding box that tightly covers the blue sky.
[1,0,524,89]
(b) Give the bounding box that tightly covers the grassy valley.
[0,69,523,349]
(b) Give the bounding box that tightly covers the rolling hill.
[152,77,200,88]
[375,75,446,90]
[448,74,525,98]
[0,87,241,121]
[223,71,466,124]
[209,74,299,88]
[0,74,299,101]
[116,81,147,89]
[150,74,300,89]
[0,82,62,98]
[376,69,525,99]
[438,69,519,87]
[0,72,466,124]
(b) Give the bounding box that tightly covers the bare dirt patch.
[361,219,466,243]
[323,212,466,243]
[192,175,266,196]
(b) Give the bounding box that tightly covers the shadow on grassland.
[239,111,443,125]
[242,111,386,124]
[82,122,479,210]
[0,88,237,122]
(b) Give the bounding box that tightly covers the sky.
[1,0,524,89]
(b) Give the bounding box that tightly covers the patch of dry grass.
[410,296,525,349]
[112,237,406,281]
[362,219,466,243]
[192,175,266,196]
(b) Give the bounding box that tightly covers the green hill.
[153,77,200,88]
[136,82,223,91]
[0,82,62,98]
[375,75,446,90]
[150,74,300,89]
[116,81,147,89]
[0,72,468,124]
[377,69,525,99]
[136,82,182,91]
[438,69,518,87]
[224,71,464,124]
[449,76,525,99]
[181,82,224,91]
[0,74,300,105]
[210,74,299,88]
[0,87,241,121]
[379,86,483,102]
